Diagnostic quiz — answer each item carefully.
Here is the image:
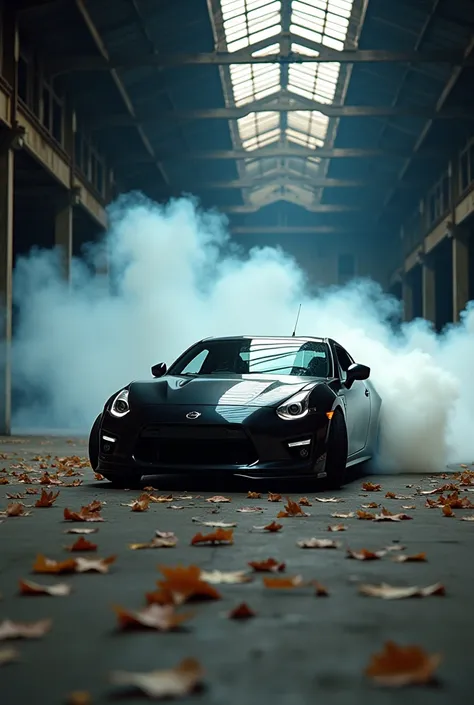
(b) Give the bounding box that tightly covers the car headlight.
[110,389,130,418]
[276,389,311,420]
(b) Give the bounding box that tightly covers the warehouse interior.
[1,0,474,435]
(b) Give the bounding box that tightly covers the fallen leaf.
[263,521,283,532]
[311,581,329,596]
[442,505,454,517]
[277,497,309,517]
[109,658,204,699]
[374,513,413,522]
[365,641,442,686]
[129,537,177,550]
[392,553,427,563]
[206,496,231,503]
[113,604,193,632]
[1,503,31,518]
[34,489,60,508]
[248,558,285,573]
[357,510,375,520]
[402,505,416,510]
[359,582,445,600]
[94,473,105,480]
[6,493,25,499]
[247,491,261,499]
[384,544,405,552]
[460,516,474,522]
[63,505,104,523]
[75,556,116,574]
[200,570,252,584]
[18,579,72,597]
[314,497,343,503]
[298,497,312,506]
[267,492,282,502]
[65,537,98,552]
[297,538,340,549]
[361,502,379,509]
[263,575,304,589]
[331,511,355,519]
[64,528,98,535]
[236,506,266,513]
[33,554,77,574]
[66,692,92,705]
[174,495,194,501]
[0,647,19,665]
[0,477,9,485]
[328,524,347,532]
[0,618,52,640]
[146,494,174,503]
[228,603,255,619]
[191,529,233,545]
[347,549,385,561]
[191,518,237,528]
[155,565,221,603]
[167,505,185,510]
[362,482,381,491]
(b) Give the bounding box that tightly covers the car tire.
[100,471,143,489]
[325,410,348,489]
[88,414,101,472]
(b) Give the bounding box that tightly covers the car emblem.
[186,411,201,420]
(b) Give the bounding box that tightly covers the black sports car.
[89,336,381,488]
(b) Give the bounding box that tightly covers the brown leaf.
[155,565,221,603]
[200,570,251,584]
[228,603,255,619]
[0,647,19,665]
[129,537,178,550]
[63,503,104,523]
[362,482,381,491]
[146,494,174,503]
[402,505,416,510]
[312,581,329,596]
[297,538,340,549]
[109,658,204,699]
[64,528,99,535]
[66,692,92,705]
[247,491,261,499]
[122,498,149,512]
[392,553,427,563]
[236,506,266,513]
[35,489,60,508]
[113,604,193,631]
[18,579,72,596]
[267,492,282,502]
[298,497,312,506]
[314,497,343,503]
[191,519,237,528]
[263,521,283,532]
[361,502,379,509]
[263,575,304,589]
[365,641,442,686]
[33,554,77,574]
[0,477,9,485]
[75,556,116,573]
[277,497,309,517]
[374,513,413,522]
[357,510,375,520]
[327,524,347,532]
[94,473,105,480]
[331,511,355,519]
[358,582,445,600]
[347,548,385,561]
[0,618,52,640]
[2,503,30,517]
[65,537,98,552]
[6,492,24,499]
[206,495,231,503]
[191,528,233,545]
[248,558,285,573]
[460,515,474,522]
[442,505,454,517]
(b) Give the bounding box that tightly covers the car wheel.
[325,410,348,489]
[88,414,101,472]
[100,471,143,489]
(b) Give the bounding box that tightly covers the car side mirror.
[151,362,167,378]
[345,362,370,388]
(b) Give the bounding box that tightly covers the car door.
[332,343,371,456]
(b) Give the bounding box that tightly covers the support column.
[402,274,413,322]
[55,198,73,280]
[0,149,14,435]
[422,258,436,324]
[452,231,469,322]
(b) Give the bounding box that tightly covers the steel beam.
[188,177,395,189]
[230,226,373,234]
[222,202,366,214]
[46,49,474,74]
[118,146,446,162]
[74,0,169,187]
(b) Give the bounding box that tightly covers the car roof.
[200,335,327,344]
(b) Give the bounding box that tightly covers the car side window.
[334,345,353,381]
[181,349,210,374]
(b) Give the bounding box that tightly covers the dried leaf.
[357,510,375,520]
[263,521,283,532]
[0,647,19,665]
[206,495,231,503]
[110,658,204,699]
[359,582,445,600]
[64,528,98,535]
[63,505,104,523]
[314,497,343,503]
[167,505,185,510]
[237,506,266,513]
[0,618,52,640]
[191,528,233,545]
[75,556,116,573]
[402,505,416,510]
[361,502,379,509]
[392,553,427,563]
[113,604,193,631]
[267,492,282,502]
[248,558,285,573]
[18,579,72,597]
[228,603,255,619]
[263,575,304,589]
[277,497,309,518]
[247,491,261,499]
[65,537,98,552]
[365,641,442,686]
[312,581,329,596]
[297,538,340,549]
[328,524,347,532]
[129,537,177,550]
[331,511,355,519]
[200,570,251,584]
[347,548,386,561]
[298,497,312,506]
[191,518,237,528]
[374,513,413,522]
[35,489,60,508]
[156,565,221,603]
[66,692,92,705]
[460,515,474,522]
[33,554,77,574]
[147,494,174,503]
[1,503,30,517]
[442,505,454,517]
[0,477,9,485]
[362,482,381,492]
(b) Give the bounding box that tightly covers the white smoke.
[10,193,474,473]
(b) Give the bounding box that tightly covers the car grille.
[134,424,258,466]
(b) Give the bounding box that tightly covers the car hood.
[129,374,319,408]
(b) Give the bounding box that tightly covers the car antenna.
[292,304,302,337]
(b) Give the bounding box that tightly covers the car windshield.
[169,338,330,378]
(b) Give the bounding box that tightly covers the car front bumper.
[97,404,330,479]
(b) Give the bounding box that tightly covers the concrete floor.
[0,435,472,704]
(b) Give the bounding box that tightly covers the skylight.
[218,0,355,207]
